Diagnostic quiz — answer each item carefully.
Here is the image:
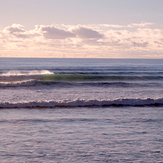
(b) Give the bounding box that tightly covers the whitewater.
[0,58,163,108]
[0,58,163,162]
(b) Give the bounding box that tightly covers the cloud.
[36,25,75,39]
[33,25,104,42]
[132,41,149,47]
[128,22,153,28]
[4,24,25,34]
[71,26,104,39]
[3,24,30,38]
[0,23,163,58]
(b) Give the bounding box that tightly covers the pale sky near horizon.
[0,0,163,58]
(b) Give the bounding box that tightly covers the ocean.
[0,58,163,162]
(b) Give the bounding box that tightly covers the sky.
[0,0,163,58]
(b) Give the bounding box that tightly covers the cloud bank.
[0,23,163,58]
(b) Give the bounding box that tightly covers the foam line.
[1,98,163,108]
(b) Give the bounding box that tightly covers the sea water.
[0,58,163,162]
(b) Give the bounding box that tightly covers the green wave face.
[39,74,106,81]
[38,74,163,81]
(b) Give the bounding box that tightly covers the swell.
[1,98,163,108]
[39,74,163,81]
[0,118,99,124]
[0,80,161,88]
[37,81,161,88]
[1,73,163,88]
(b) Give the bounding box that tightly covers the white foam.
[0,70,54,82]
[0,70,54,76]
[0,80,36,87]
[0,98,163,108]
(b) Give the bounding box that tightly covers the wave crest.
[0,80,36,87]
[1,98,163,108]
[0,70,54,83]
[1,70,54,76]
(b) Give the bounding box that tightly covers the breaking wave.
[0,80,36,87]
[1,98,163,108]
[1,70,53,76]
[0,70,54,83]
[0,72,162,88]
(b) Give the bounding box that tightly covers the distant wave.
[0,70,54,83]
[1,72,163,82]
[37,81,161,88]
[39,74,163,81]
[1,72,162,88]
[0,80,36,87]
[1,70,53,76]
[0,80,160,88]
[1,98,163,108]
